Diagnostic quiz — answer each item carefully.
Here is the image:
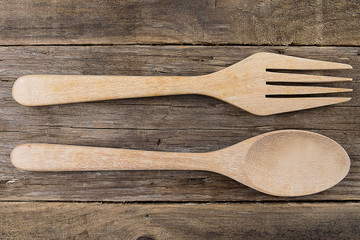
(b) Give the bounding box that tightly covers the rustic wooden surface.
[0,0,359,45]
[1,202,360,240]
[1,0,359,239]
[1,46,358,202]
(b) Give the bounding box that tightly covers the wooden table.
[1,1,359,239]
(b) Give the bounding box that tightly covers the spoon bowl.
[215,130,350,196]
[11,130,350,197]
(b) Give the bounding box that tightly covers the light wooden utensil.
[11,130,350,197]
[12,52,352,115]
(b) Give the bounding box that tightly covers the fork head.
[206,52,352,115]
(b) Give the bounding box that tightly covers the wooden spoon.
[12,52,352,115]
[11,130,350,196]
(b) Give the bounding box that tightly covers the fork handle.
[12,75,199,106]
[11,144,212,171]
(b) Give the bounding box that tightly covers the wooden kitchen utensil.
[11,130,350,197]
[12,52,352,115]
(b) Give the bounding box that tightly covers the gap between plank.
[0,199,359,204]
[0,43,358,47]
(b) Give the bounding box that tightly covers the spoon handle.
[11,144,210,171]
[12,75,198,106]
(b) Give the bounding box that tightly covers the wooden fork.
[12,52,352,115]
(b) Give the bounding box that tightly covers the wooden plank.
[0,45,359,201]
[0,202,359,239]
[0,0,359,45]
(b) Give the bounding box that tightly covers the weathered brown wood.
[0,0,359,46]
[0,202,359,239]
[0,45,359,201]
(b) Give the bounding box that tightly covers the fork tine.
[266,85,352,95]
[260,97,351,115]
[266,72,352,83]
[261,53,353,70]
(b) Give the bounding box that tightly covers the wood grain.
[0,0,359,45]
[0,45,359,201]
[0,202,359,240]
